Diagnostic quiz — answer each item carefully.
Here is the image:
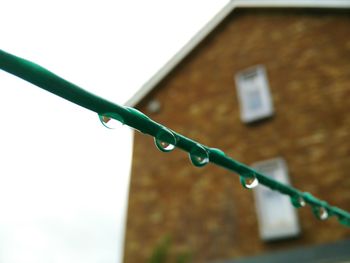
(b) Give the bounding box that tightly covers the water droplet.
[189,144,209,167]
[98,113,124,129]
[240,174,259,189]
[209,148,226,156]
[125,107,150,120]
[154,128,176,152]
[291,195,306,208]
[313,206,328,220]
[337,216,350,227]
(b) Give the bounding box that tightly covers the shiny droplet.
[291,195,306,208]
[125,107,150,120]
[189,144,209,167]
[99,113,124,129]
[209,148,226,156]
[240,174,259,189]
[154,128,176,152]
[337,216,350,227]
[313,206,328,221]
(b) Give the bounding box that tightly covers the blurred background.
[123,2,350,263]
[1,1,350,263]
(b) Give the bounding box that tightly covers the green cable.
[1,49,349,226]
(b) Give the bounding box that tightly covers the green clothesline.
[0,49,349,227]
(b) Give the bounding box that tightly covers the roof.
[125,0,350,107]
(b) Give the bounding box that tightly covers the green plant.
[148,237,191,263]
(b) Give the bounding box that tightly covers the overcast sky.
[0,1,228,262]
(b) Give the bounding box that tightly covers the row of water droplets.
[240,173,329,221]
[240,174,329,220]
[154,127,210,168]
[99,111,207,164]
[98,112,340,223]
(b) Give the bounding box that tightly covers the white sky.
[0,1,228,262]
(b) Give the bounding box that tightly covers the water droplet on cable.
[313,206,328,220]
[125,107,150,120]
[99,113,124,129]
[291,195,306,208]
[154,128,176,152]
[240,174,259,189]
[189,144,209,167]
[337,215,350,226]
[209,148,226,156]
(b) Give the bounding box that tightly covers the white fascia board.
[125,0,350,107]
[233,0,350,8]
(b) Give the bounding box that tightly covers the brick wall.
[124,9,350,263]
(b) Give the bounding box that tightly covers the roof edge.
[125,0,350,107]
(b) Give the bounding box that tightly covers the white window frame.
[252,158,300,241]
[235,65,274,123]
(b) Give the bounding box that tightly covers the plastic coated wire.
[0,49,349,227]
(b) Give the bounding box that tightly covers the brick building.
[123,2,350,262]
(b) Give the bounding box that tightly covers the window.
[235,65,274,123]
[252,158,300,241]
